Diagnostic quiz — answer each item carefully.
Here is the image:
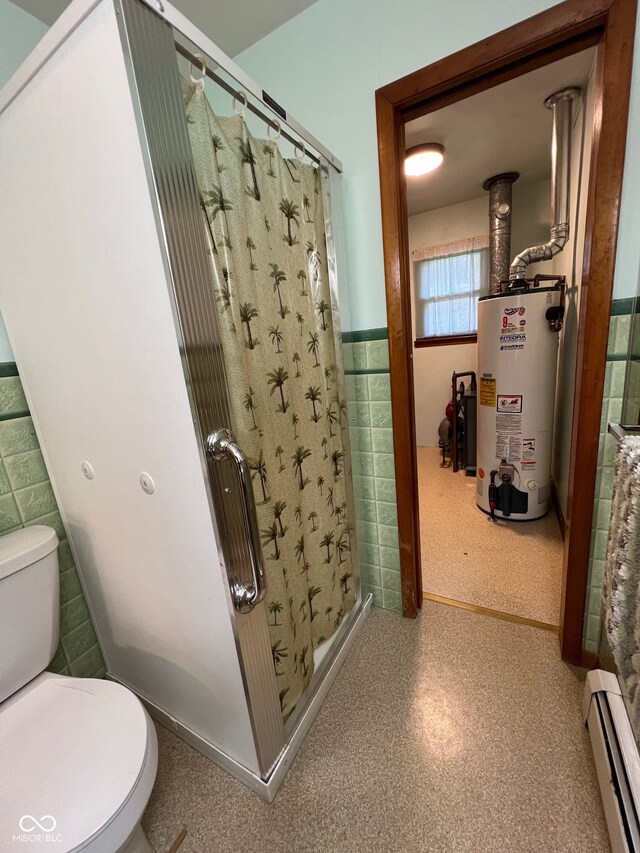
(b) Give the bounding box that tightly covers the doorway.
[411,49,595,632]
[375,0,637,665]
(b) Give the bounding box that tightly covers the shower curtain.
[184,82,356,719]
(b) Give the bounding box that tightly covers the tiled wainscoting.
[342,304,636,640]
[0,365,104,677]
[583,301,633,653]
[624,299,640,424]
[343,330,402,613]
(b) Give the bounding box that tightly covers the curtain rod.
[175,42,322,168]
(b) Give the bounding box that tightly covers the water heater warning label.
[496,413,522,434]
[496,434,522,461]
[497,394,523,413]
[522,438,536,469]
[496,412,522,460]
[479,377,496,407]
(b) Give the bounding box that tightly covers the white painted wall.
[4,0,639,333]
[0,0,47,362]
[238,0,640,324]
[409,197,481,447]
[412,341,476,447]
[0,0,46,90]
[409,180,550,446]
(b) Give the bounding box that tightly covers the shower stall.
[0,0,370,799]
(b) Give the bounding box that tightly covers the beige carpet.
[142,603,608,853]
[418,446,564,626]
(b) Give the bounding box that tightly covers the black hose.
[489,470,497,522]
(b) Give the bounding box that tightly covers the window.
[413,236,489,344]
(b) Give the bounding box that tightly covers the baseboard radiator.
[584,670,640,852]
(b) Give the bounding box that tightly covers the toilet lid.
[0,672,149,852]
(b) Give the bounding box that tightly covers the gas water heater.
[476,86,578,522]
[476,280,564,520]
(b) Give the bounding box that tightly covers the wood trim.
[376,0,637,658]
[414,334,477,348]
[581,649,600,670]
[400,31,602,125]
[550,480,566,540]
[424,592,560,634]
[561,0,637,664]
[377,1,609,112]
[167,829,188,853]
[376,91,422,616]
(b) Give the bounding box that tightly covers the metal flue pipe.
[509,86,581,282]
[483,172,519,294]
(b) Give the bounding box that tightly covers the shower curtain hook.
[233,90,248,118]
[294,140,306,163]
[267,119,282,142]
[189,53,206,92]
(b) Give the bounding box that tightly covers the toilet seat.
[0,671,157,852]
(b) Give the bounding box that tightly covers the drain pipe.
[509,87,581,283]
[483,172,519,294]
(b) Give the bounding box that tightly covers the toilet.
[0,526,158,852]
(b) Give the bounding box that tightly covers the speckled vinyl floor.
[142,603,609,853]
[418,446,564,625]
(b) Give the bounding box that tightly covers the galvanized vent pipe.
[509,86,581,282]
[483,172,519,294]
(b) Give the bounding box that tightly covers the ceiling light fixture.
[404,143,445,177]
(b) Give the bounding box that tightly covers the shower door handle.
[205,428,266,614]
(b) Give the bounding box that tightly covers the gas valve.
[498,460,515,484]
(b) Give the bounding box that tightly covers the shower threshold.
[109,593,372,802]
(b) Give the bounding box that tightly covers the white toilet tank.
[0,525,59,703]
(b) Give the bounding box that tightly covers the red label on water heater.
[496,395,522,413]
[501,307,527,349]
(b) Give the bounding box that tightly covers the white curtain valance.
[412,234,489,262]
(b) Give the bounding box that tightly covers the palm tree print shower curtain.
[184,82,356,719]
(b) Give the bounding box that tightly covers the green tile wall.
[0,368,105,678]
[342,310,636,635]
[583,309,632,653]
[344,307,637,638]
[343,331,402,613]
[623,300,640,424]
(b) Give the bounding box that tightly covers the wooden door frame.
[375,0,637,665]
